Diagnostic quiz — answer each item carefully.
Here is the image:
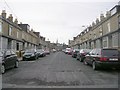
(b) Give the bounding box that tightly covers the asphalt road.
[2,52,119,88]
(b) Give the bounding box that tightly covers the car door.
[85,50,91,64]
[0,51,3,69]
[88,49,96,65]
[4,50,12,69]
[11,50,17,67]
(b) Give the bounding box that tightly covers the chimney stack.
[73,37,76,40]
[8,14,13,22]
[43,37,45,41]
[92,22,95,27]
[100,14,105,21]
[96,18,99,24]
[31,28,34,32]
[1,10,6,19]
[14,18,18,24]
[106,11,111,18]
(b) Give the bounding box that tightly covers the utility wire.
[3,0,18,19]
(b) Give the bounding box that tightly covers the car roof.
[92,48,118,50]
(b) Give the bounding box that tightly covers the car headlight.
[31,54,34,56]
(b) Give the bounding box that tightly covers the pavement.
[2,52,119,88]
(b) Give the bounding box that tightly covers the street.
[2,52,118,88]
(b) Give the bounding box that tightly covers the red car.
[84,48,120,70]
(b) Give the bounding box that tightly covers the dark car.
[76,49,91,62]
[0,50,19,74]
[36,49,46,57]
[23,49,39,61]
[72,49,80,58]
[84,48,120,70]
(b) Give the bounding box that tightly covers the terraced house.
[18,24,38,50]
[0,10,49,52]
[0,10,54,54]
[69,5,120,50]
[0,10,23,51]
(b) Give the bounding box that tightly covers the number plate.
[109,58,118,61]
[26,56,30,58]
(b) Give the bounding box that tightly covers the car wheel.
[35,56,37,60]
[92,61,98,70]
[22,58,25,61]
[80,58,82,62]
[76,57,79,60]
[1,65,5,74]
[84,59,88,65]
[15,61,19,68]
[37,56,39,59]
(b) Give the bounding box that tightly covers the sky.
[0,0,120,45]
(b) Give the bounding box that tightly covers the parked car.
[0,50,19,74]
[65,48,70,54]
[44,50,50,55]
[65,48,73,55]
[62,49,66,53]
[72,49,80,58]
[52,49,56,53]
[68,49,73,55]
[76,49,91,62]
[36,49,46,57]
[23,49,39,61]
[84,48,120,70]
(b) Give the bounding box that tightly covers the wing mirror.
[5,55,10,58]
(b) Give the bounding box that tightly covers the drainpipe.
[118,29,120,51]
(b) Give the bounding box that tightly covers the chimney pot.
[106,11,111,18]
[100,14,105,21]
[92,22,95,26]
[96,18,99,24]
[14,18,18,24]
[1,10,6,18]
[8,14,13,22]
[31,28,33,31]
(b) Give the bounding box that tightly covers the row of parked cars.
[64,48,120,70]
[22,49,50,61]
[0,49,51,74]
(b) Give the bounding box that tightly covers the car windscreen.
[37,50,43,52]
[25,50,34,53]
[84,49,91,53]
[75,50,79,53]
[102,49,118,57]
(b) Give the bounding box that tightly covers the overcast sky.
[0,0,119,44]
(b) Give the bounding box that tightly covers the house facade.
[0,10,23,51]
[0,10,49,52]
[69,5,120,50]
